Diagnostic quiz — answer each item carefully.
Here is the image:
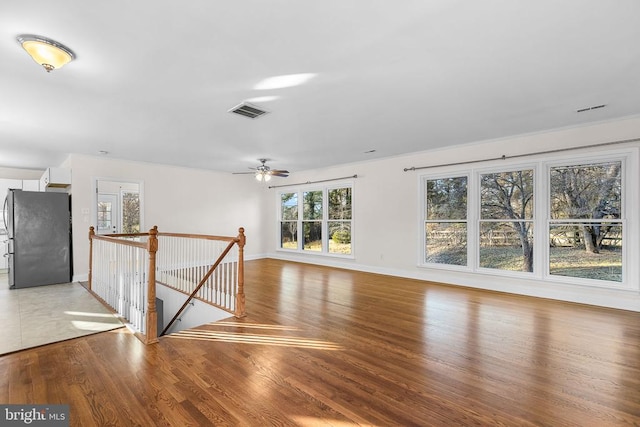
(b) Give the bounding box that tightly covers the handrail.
[90,234,147,249]
[88,225,245,344]
[161,238,238,336]
[158,232,237,241]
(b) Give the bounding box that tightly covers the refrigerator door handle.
[2,196,7,231]
[7,238,13,254]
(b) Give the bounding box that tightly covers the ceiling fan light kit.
[234,159,289,182]
[17,34,75,72]
[255,171,272,182]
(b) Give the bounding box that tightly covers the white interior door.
[97,194,119,234]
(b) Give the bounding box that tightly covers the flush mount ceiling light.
[17,34,76,72]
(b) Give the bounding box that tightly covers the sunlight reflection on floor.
[292,416,375,426]
[166,327,343,350]
[212,321,301,331]
[64,310,119,318]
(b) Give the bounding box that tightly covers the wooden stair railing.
[88,226,245,344]
[160,229,245,336]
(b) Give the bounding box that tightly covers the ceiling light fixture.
[17,34,75,73]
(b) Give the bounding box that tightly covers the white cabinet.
[40,168,71,190]
[22,180,40,191]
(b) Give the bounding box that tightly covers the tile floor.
[0,273,123,355]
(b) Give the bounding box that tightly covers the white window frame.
[543,153,632,290]
[418,147,639,291]
[421,173,471,272]
[277,181,354,258]
[475,163,538,278]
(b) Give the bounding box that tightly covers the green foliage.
[426,177,467,220]
[331,229,351,244]
[303,191,323,220]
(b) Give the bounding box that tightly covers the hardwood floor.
[1,258,639,426]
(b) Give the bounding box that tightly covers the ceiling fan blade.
[233,161,288,177]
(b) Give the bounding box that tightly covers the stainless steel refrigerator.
[5,189,72,289]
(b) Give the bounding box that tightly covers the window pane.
[303,191,323,220]
[280,221,297,249]
[481,170,533,219]
[281,193,298,220]
[479,222,534,272]
[329,188,352,220]
[329,221,351,254]
[425,222,467,265]
[122,192,140,233]
[550,162,621,220]
[426,177,467,220]
[97,202,112,229]
[303,221,322,251]
[549,223,622,282]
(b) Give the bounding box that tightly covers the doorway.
[93,179,143,235]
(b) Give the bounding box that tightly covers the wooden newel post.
[88,226,95,291]
[145,226,159,344]
[235,227,246,318]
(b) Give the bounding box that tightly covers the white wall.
[63,116,640,312]
[267,116,640,311]
[67,154,268,281]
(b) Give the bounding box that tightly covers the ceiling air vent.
[228,102,269,119]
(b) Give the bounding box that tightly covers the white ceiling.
[1,1,639,174]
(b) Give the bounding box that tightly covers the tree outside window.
[328,187,352,254]
[280,192,298,249]
[549,161,622,282]
[303,191,323,251]
[421,152,632,288]
[121,191,140,233]
[479,169,534,272]
[424,176,468,266]
[278,185,353,256]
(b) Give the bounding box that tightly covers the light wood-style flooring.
[1,259,639,426]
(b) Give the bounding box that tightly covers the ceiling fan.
[233,159,289,182]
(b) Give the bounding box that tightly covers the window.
[121,191,140,233]
[303,191,323,251]
[280,193,298,249]
[424,176,468,266]
[328,187,352,254]
[279,184,353,256]
[479,169,534,272]
[420,149,635,289]
[97,200,113,231]
[548,161,622,282]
